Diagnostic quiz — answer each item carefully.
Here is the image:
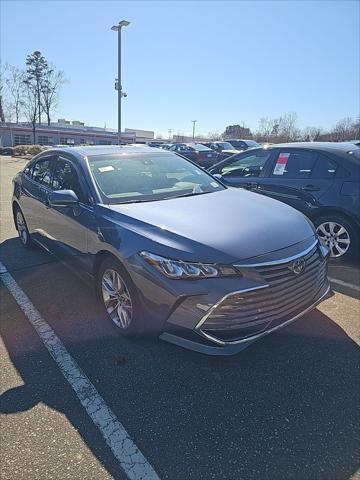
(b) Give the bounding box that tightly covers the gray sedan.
[12,145,331,355]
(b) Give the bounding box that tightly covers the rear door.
[20,155,56,242]
[214,149,276,189]
[258,149,338,216]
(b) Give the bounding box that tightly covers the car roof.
[45,144,164,157]
[265,142,359,154]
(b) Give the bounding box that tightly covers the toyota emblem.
[292,258,306,275]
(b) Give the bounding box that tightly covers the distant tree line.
[0,51,66,142]
[209,113,360,143]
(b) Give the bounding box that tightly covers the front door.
[215,149,276,190]
[42,156,96,274]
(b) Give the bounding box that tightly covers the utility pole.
[168,129,172,141]
[192,120,197,140]
[111,20,130,145]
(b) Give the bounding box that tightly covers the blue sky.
[1,0,359,136]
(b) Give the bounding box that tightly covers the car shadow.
[0,239,359,479]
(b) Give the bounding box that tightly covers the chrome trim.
[234,239,319,268]
[196,283,330,346]
[195,284,269,332]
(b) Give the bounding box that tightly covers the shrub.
[27,145,43,155]
[13,145,29,156]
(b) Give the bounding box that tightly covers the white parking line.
[0,261,160,480]
[328,277,360,293]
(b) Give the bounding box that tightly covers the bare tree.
[277,112,299,142]
[207,131,222,140]
[256,117,279,141]
[0,63,7,122]
[23,79,38,144]
[302,126,322,141]
[41,67,65,125]
[5,65,25,124]
[331,117,357,141]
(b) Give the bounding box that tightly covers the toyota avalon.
[12,146,331,355]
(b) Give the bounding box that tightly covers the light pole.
[111,20,130,145]
[192,120,197,140]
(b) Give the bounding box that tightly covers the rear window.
[191,144,212,152]
[245,140,260,148]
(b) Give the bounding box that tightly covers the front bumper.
[159,240,332,355]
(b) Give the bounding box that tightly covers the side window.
[272,150,317,178]
[32,158,53,187]
[220,151,271,178]
[52,159,86,203]
[24,163,33,177]
[311,154,337,179]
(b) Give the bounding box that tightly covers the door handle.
[301,185,320,192]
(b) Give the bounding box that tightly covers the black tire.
[14,206,33,249]
[96,257,144,336]
[314,213,359,261]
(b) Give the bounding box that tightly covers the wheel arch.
[311,207,360,230]
[12,200,21,229]
[93,249,125,278]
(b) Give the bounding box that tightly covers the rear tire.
[14,207,33,249]
[96,257,144,336]
[314,214,358,261]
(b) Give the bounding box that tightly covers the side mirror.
[49,189,79,207]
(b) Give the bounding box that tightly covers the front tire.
[314,214,358,261]
[15,207,33,249]
[96,257,144,335]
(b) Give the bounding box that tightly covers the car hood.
[106,188,315,263]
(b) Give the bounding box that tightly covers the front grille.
[201,244,328,341]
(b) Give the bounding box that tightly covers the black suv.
[210,142,360,260]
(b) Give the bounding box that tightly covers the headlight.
[139,251,240,280]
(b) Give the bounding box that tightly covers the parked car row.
[11,141,358,356]
[148,139,261,166]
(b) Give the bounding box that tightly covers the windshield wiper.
[112,199,154,205]
[162,191,212,200]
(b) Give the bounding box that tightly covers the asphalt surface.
[1,155,359,480]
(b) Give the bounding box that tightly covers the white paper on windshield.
[98,166,114,173]
[211,181,219,188]
[273,153,290,175]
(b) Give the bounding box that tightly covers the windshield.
[88,152,225,204]
[217,142,234,150]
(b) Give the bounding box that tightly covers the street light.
[111,20,130,145]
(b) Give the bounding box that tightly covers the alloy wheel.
[101,268,133,329]
[316,221,351,258]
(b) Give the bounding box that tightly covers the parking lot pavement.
[1,155,360,480]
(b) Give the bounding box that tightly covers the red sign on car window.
[273,152,290,175]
